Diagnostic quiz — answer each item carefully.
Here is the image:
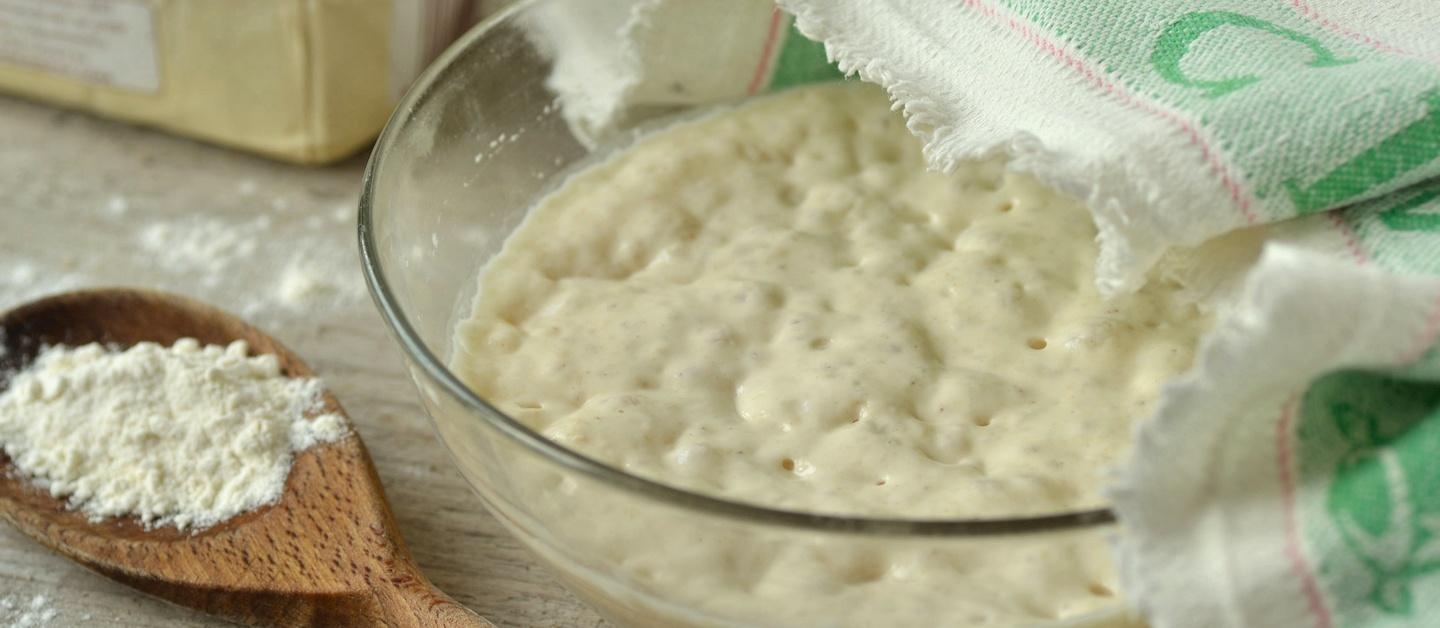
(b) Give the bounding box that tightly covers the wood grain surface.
[0,94,608,627]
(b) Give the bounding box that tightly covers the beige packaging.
[0,0,476,164]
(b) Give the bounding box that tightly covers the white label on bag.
[0,0,160,92]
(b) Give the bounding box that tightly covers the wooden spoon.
[0,288,493,627]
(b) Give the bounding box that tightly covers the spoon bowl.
[0,288,491,627]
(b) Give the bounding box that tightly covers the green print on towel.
[1285,90,1440,215]
[1302,373,1440,617]
[1152,11,1355,99]
[768,22,846,91]
[1378,185,1440,232]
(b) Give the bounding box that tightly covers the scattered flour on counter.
[6,263,35,286]
[277,259,342,307]
[4,193,359,322]
[104,195,128,217]
[0,339,349,530]
[134,211,363,316]
[0,594,58,627]
[138,218,260,284]
[0,262,93,312]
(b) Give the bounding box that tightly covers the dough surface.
[455,83,1205,518]
[451,82,1207,626]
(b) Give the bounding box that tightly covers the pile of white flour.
[0,338,348,530]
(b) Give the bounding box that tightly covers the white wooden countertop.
[0,93,607,628]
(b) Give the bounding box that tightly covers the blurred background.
[1,0,494,164]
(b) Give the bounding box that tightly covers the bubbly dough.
[452,83,1207,626]
[454,83,1206,518]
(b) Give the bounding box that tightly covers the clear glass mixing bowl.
[360,1,1137,626]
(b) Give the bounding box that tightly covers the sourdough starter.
[452,83,1207,625]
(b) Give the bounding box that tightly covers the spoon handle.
[375,580,495,627]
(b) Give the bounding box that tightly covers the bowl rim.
[358,0,1115,537]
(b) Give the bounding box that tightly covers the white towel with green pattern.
[778,1,1440,627]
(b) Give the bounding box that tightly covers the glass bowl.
[360,1,1135,626]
